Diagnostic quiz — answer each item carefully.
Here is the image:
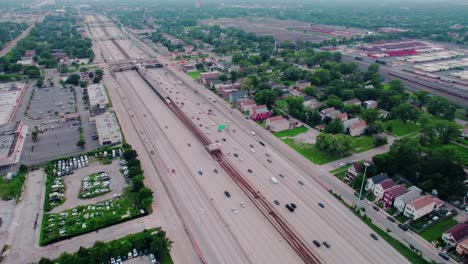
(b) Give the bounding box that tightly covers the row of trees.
[40,228,172,264]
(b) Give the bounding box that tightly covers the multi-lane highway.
[85,14,410,264]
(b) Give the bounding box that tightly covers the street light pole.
[356,162,370,211]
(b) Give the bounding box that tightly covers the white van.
[270,177,279,184]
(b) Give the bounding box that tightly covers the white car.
[149,254,157,264]
[240,202,246,208]
[232,208,238,214]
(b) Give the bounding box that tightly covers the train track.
[136,69,322,264]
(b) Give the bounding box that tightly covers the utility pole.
[356,161,370,211]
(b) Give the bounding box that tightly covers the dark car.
[318,202,325,208]
[387,216,396,223]
[274,200,280,205]
[370,233,379,240]
[438,253,449,261]
[323,241,331,248]
[259,141,265,146]
[298,181,304,186]
[247,169,253,173]
[234,153,238,157]
[312,240,321,247]
[285,204,294,212]
[249,144,254,148]
[372,205,380,211]
[198,171,203,175]
[398,224,409,231]
[224,191,231,198]
[267,159,272,163]
[222,138,226,141]
[290,203,297,209]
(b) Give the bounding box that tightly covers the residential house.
[345,162,364,182]
[393,186,422,212]
[403,195,444,220]
[215,83,241,92]
[365,174,389,192]
[183,64,197,72]
[456,238,468,257]
[51,52,67,60]
[382,184,407,208]
[463,128,468,138]
[343,118,367,136]
[220,88,239,99]
[229,90,248,103]
[303,98,323,109]
[364,100,378,109]
[251,105,270,121]
[199,71,221,86]
[183,45,194,53]
[320,107,338,119]
[373,179,396,199]
[236,99,256,113]
[296,80,311,91]
[334,112,348,122]
[364,84,375,89]
[217,61,239,73]
[266,116,289,133]
[24,50,36,57]
[343,98,362,106]
[442,223,468,247]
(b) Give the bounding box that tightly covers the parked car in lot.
[370,233,379,240]
[312,240,321,247]
[149,253,157,263]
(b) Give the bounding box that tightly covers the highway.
[84,14,412,264]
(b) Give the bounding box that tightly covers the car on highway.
[270,177,278,184]
[398,224,409,231]
[370,233,379,240]
[274,200,280,205]
[290,203,297,209]
[233,153,238,157]
[298,180,304,186]
[285,204,294,212]
[240,202,246,208]
[259,141,265,146]
[318,202,325,208]
[387,216,396,223]
[247,169,253,173]
[198,170,203,175]
[232,208,238,214]
[323,241,331,248]
[312,240,321,247]
[249,144,254,148]
[372,205,380,211]
[224,191,231,198]
[267,159,272,163]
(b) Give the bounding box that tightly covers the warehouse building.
[0,121,28,167]
[88,83,109,110]
[0,82,26,125]
[95,111,122,146]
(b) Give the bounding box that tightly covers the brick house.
[373,179,396,199]
[443,223,468,247]
[251,105,270,121]
[266,116,289,132]
[382,184,407,208]
[403,195,444,220]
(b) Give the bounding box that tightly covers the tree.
[77,136,85,149]
[373,134,387,147]
[31,130,38,142]
[230,71,238,82]
[93,77,100,83]
[316,133,351,156]
[302,86,316,97]
[132,175,145,191]
[307,110,322,127]
[66,74,81,85]
[324,119,344,134]
[427,96,455,120]
[360,108,380,124]
[254,90,277,108]
[218,73,228,82]
[388,79,405,94]
[391,103,420,122]
[35,78,43,88]
[380,138,423,181]
[368,63,379,74]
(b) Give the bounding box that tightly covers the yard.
[384,119,421,137]
[187,70,201,80]
[0,166,27,199]
[274,126,309,138]
[329,164,352,174]
[282,138,347,164]
[426,142,468,167]
[418,216,458,242]
[349,135,376,153]
[275,99,288,109]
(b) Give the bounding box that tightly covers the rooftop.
[95,112,122,146]
[88,83,109,109]
[0,82,25,125]
[408,195,443,210]
[444,223,468,242]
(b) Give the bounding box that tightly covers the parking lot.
[27,85,76,120]
[52,159,128,213]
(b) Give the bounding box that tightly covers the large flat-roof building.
[0,121,28,167]
[95,111,122,146]
[0,82,26,125]
[88,83,109,110]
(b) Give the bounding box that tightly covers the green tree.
[66,74,81,85]
[427,96,455,120]
[31,130,38,142]
[388,79,405,94]
[254,90,277,108]
[361,108,380,124]
[218,73,228,82]
[325,119,344,134]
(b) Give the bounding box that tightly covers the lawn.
[274,126,308,138]
[384,119,421,137]
[334,171,347,180]
[419,216,458,242]
[395,213,409,224]
[426,142,468,167]
[187,71,201,80]
[275,99,288,109]
[282,138,346,165]
[0,169,26,199]
[329,164,352,174]
[349,135,375,153]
